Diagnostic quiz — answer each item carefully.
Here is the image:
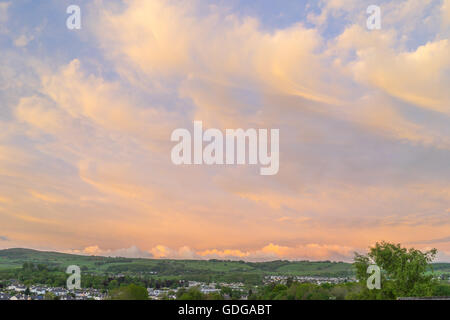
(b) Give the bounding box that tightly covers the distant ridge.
[0,247,83,258]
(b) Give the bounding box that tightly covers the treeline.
[0,263,182,290]
[251,282,360,300]
[0,262,260,290]
[103,260,352,279]
[180,272,262,285]
[249,280,450,300]
[105,280,450,301]
[0,263,67,288]
[105,262,263,285]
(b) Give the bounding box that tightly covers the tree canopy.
[351,241,437,299]
[109,284,149,300]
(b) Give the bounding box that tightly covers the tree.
[352,241,437,299]
[44,292,59,300]
[286,277,294,287]
[109,284,149,300]
[22,262,33,272]
[108,279,119,290]
[178,287,206,300]
[206,292,224,300]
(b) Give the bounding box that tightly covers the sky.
[0,0,449,262]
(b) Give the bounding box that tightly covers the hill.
[1,248,449,281]
[0,248,354,278]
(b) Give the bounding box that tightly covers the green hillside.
[1,248,449,281]
[0,248,355,277]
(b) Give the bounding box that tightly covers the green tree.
[206,292,224,300]
[432,283,450,297]
[109,284,149,300]
[108,279,119,290]
[352,241,437,299]
[44,292,59,300]
[178,287,206,300]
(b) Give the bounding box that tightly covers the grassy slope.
[1,248,449,277]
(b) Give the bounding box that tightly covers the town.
[0,275,357,300]
[0,282,106,300]
[0,247,448,300]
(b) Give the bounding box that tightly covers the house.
[50,288,68,296]
[200,288,221,294]
[9,294,30,300]
[30,286,46,295]
[7,284,26,292]
[0,293,11,300]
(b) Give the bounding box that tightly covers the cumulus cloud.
[87,0,450,147]
[89,0,349,127]
[352,37,450,113]
[0,0,449,261]
[39,59,182,148]
[150,245,198,259]
[14,34,34,47]
[198,243,356,262]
